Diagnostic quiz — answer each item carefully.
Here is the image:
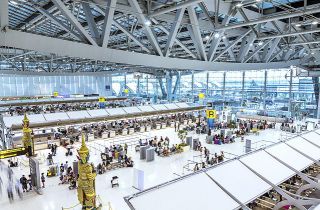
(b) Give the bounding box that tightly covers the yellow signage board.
[0,147,27,159]
[53,91,59,97]
[124,89,129,94]
[206,110,217,119]
[98,97,106,102]
[198,93,205,99]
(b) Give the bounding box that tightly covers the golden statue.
[22,113,34,156]
[77,134,100,210]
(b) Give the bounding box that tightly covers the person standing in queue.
[41,173,45,188]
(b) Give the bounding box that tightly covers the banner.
[53,91,59,97]
[206,110,217,119]
[198,93,205,99]
[98,97,106,102]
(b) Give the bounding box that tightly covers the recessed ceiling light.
[249,43,253,46]
[236,3,243,8]
[295,23,301,27]
[258,41,263,46]
[214,33,220,38]
[311,52,315,55]
[205,35,210,40]
[312,20,318,25]
[144,20,152,26]
[222,35,226,39]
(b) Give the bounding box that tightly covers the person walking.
[0,176,3,197]
[124,143,128,154]
[28,175,32,191]
[7,181,14,203]
[60,164,65,175]
[20,175,28,192]
[64,161,68,172]
[41,173,45,188]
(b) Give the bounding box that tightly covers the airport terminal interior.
[1,0,320,210]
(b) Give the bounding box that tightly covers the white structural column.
[52,0,97,46]
[148,0,202,18]
[164,8,185,57]
[244,39,272,63]
[263,70,267,110]
[35,6,83,41]
[206,71,209,96]
[241,71,245,104]
[187,6,207,61]
[213,30,252,62]
[101,0,117,47]
[152,18,196,58]
[112,21,151,53]
[191,71,194,97]
[82,3,101,44]
[152,19,196,58]
[288,68,293,115]
[222,72,226,107]
[128,0,163,56]
[222,38,236,61]
[318,81,320,119]
[0,0,8,30]
[264,37,281,62]
[237,32,256,62]
[207,8,237,62]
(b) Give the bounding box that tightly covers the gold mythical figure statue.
[22,113,34,156]
[77,134,100,210]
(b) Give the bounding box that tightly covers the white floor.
[0,126,298,210]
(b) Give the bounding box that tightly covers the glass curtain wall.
[111,69,317,117]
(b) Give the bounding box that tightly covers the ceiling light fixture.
[258,41,263,46]
[236,3,243,8]
[311,20,318,25]
[205,35,210,40]
[222,35,226,39]
[214,33,220,38]
[10,0,18,5]
[144,20,152,26]
[295,23,301,27]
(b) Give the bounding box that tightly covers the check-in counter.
[156,123,161,130]
[102,132,109,139]
[109,130,116,138]
[140,126,145,132]
[122,128,128,135]
[161,122,166,129]
[34,142,49,150]
[146,125,151,132]
[88,134,94,141]
[129,128,134,134]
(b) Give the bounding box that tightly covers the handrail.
[125,128,320,205]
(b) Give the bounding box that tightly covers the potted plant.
[178,130,187,143]
[177,130,189,152]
